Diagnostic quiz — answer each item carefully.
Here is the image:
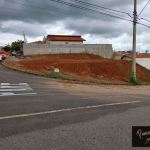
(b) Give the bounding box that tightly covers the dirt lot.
[4,54,150,84]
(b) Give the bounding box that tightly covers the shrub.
[128,72,140,85]
[45,70,68,79]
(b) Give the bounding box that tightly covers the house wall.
[46,41,83,44]
[122,57,132,60]
[23,44,113,58]
[136,58,150,70]
[114,56,121,60]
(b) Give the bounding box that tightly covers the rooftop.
[29,41,41,44]
[46,35,86,42]
[120,53,150,58]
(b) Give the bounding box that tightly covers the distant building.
[120,53,150,69]
[121,55,132,60]
[29,41,42,44]
[126,50,132,53]
[23,34,113,58]
[43,35,86,45]
[136,53,150,70]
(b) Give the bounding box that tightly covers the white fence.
[136,58,150,70]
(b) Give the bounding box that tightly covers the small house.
[43,35,86,44]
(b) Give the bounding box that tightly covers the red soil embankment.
[5,54,150,83]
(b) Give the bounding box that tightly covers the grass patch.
[111,52,116,59]
[2,61,150,85]
[44,70,69,80]
[128,72,140,85]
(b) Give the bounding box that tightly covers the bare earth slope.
[4,54,150,84]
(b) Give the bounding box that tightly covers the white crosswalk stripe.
[0,83,37,96]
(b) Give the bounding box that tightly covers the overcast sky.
[0,0,150,52]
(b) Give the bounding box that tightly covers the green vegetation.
[128,72,140,85]
[2,40,24,52]
[2,44,11,51]
[112,52,116,59]
[11,40,24,51]
[44,70,69,79]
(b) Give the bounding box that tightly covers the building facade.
[43,35,86,45]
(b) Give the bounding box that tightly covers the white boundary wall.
[23,44,113,58]
[136,58,150,70]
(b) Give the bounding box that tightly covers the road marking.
[0,89,27,92]
[1,83,10,85]
[0,101,141,120]
[19,83,28,85]
[0,92,37,96]
[0,86,32,89]
[0,83,37,96]
[1,83,28,86]
[1,92,14,95]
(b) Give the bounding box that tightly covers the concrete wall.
[136,58,150,70]
[23,44,113,58]
[115,56,122,60]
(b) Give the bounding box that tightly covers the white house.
[119,53,150,70]
[136,58,150,70]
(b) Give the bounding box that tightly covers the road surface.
[0,64,150,150]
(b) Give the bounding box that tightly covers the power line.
[50,0,133,22]
[4,0,128,19]
[137,22,150,28]
[2,0,150,30]
[139,18,150,23]
[0,9,128,26]
[50,0,130,20]
[70,0,129,19]
[2,0,133,24]
[136,17,150,26]
[4,0,84,18]
[70,0,129,15]
[51,0,150,30]
[3,0,129,23]
[138,0,150,17]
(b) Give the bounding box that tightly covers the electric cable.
[138,0,150,17]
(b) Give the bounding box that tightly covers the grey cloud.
[64,17,134,38]
[0,20,47,37]
[0,0,150,51]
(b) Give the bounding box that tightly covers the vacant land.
[3,54,150,84]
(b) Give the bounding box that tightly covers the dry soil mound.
[5,54,150,83]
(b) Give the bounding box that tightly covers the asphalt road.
[0,63,150,150]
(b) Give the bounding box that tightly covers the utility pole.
[132,0,137,79]
[23,31,28,44]
[23,31,25,43]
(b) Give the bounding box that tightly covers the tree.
[2,44,11,52]
[11,40,24,51]
[145,50,149,53]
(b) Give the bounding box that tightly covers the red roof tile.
[29,41,41,44]
[47,35,86,42]
[122,53,150,58]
